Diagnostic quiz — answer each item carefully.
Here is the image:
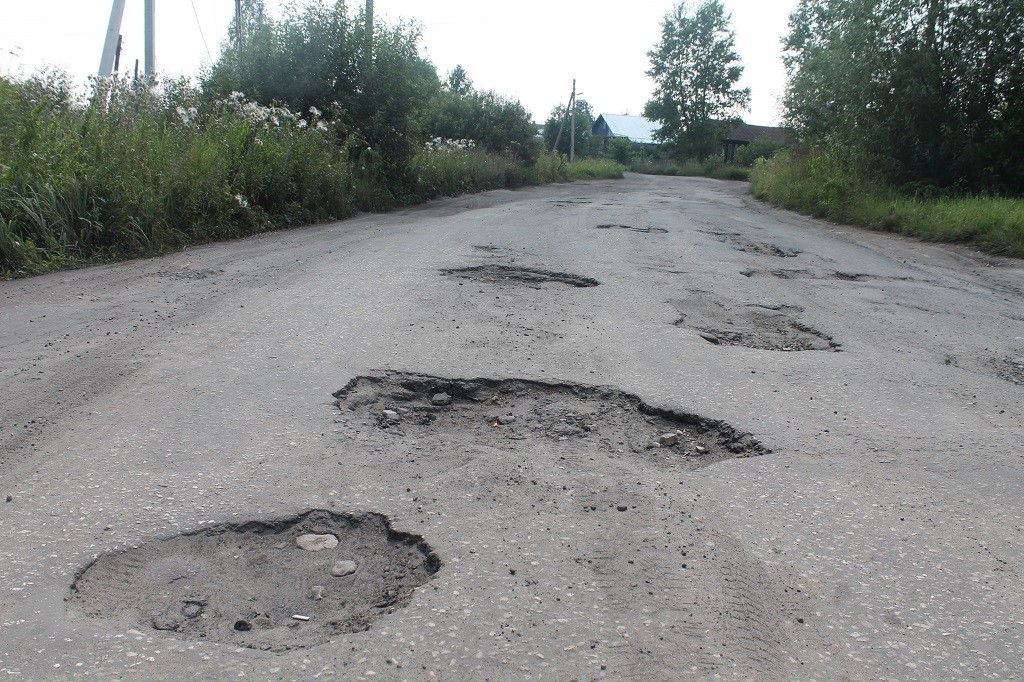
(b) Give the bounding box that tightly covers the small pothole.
[334,372,769,469]
[68,510,440,651]
[672,294,840,352]
[597,224,668,234]
[993,355,1024,385]
[442,264,599,288]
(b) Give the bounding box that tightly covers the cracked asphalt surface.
[1,174,1022,680]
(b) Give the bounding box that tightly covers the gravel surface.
[1,174,1022,680]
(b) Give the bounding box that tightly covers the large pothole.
[334,372,769,469]
[442,264,599,288]
[672,293,839,351]
[68,510,440,651]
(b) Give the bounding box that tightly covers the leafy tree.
[542,98,600,158]
[444,65,473,95]
[784,0,1024,193]
[644,0,750,162]
[205,0,439,185]
[422,67,539,162]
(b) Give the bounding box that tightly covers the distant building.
[591,114,660,145]
[592,114,790,161]
[720,123,790,162]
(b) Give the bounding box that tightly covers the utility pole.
[113,35,123,73]
[552,81,575,154]
[365,0,374,62]
[98,0,127,77]
[569,79,576,163]
[144,0,156,78]
[235,0,243,56]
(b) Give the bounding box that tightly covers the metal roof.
[593,114,660,144]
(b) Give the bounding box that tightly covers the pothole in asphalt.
[671,293,840,351]
[993,355,1024,385]
[740,268,817,279]
[334,372,769,470]
[68,510,440,651]
[702,231,801,258]
[596,224,668,234]
[442,264,599,288]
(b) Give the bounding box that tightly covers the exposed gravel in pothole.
[596,224,668,234]
[334,372,769,470]
[68,510,440,651]
[672,293,840,352]
[993,355,1024,385]
[442,265,600,288]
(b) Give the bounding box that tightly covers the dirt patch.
[334,372,769,470]
[596,224,668,234]
[672,293,839,352]
[442,264,599,288]
[68,510,440,651]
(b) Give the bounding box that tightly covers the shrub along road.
[1,174,1022,679]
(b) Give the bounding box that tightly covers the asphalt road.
[1,174,1022,680]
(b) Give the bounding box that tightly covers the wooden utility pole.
[569,79,577,163]
[113,35,123,73]
[552,80,576,154]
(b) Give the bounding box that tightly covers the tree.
[644,1,750,162]
[542,98,600,158]
[204,0,439,185]
[784,0,1024,193]
[422,67,539,162]
[444,65,473,95]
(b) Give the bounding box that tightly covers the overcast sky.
[1,0,797,124]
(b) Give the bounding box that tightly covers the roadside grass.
[0,75,624,278]
[412,146,532,199]
[564,158,626,181]
[631,158,749,182]
[751,149,1024,258]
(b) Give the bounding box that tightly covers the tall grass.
[0,75,624,278]
[631,158,749,181]
[751,148,1024,257]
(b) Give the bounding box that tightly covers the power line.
[190,0,212,61]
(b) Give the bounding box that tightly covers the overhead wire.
[190,0,212,61]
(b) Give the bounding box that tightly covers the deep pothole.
[68,510,440,651]
[672,293,840,352]
[597,224,668,234]
[442,264,599,288]
[334,372,769,470]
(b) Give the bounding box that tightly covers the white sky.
[1,0,797,125]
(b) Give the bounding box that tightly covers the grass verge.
[0,76,622,278]
[631,159,749,182]
[751,148,1024,258]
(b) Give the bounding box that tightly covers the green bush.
[751,148,1024,257]
[631,157,748,181]
[422,73,539,164]
[736,135,786,167]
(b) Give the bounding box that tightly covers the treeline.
[0,0,621,276]
[755,0,1023,256]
